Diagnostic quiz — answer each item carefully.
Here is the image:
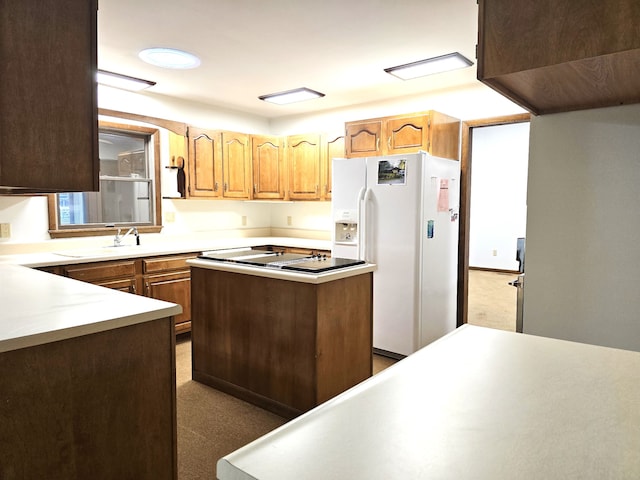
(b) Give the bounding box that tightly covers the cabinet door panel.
[96,278,137,294]
[252,135,284,199]
[323,135,345,199]
[345,121,382,158]
[145,271,191,331]
[188,127,221,197]
[222,132,251,199]
[287,134,321,200]
[386,116,429,154]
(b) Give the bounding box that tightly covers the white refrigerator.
[332,152,460,357]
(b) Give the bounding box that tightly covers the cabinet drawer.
[96,278,138,294]
[142,254,198,274]
[63,261,137,282]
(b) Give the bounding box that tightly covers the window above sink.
[48,121,163,238]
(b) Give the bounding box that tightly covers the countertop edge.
[0,264,182,353]
[187,258,377,284]
[0,306,181,354]
[1,237,332,268]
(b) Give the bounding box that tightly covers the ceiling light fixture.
[96,70,156,91]
[138,47,201,69]
[258,87,325,105]
[384,52,473,80]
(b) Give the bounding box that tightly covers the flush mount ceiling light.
[138,47,201,69]
[384,52,474,80]
[258,87,325,105]
[96,70,156,91]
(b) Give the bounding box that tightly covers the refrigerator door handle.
[361,187,373,261]
[356,186,366,260]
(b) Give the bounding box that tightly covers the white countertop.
[217,325,640,480]
[0,264,182,353]
[188,258,376,284]
[1,237,332,268]
[0,237,332,353]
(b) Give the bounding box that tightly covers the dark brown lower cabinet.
[144,270,192,334]
[52,253,198,334]
[190,266,373,418]
[0,318,177,479]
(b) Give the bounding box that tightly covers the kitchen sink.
[54,245,144,258]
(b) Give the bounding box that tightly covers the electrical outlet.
[287,216,292,226]
[241,215,247,226]
[492,249,498,256]
[165,212,175,223]
[0,223,10,239]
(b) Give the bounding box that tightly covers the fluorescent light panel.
[259,87,325,105]
[138,48,201,69]
[384,52,473,80]
[97,70,156,91]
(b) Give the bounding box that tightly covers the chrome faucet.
[114,227,139,247]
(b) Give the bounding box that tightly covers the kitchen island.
[217,325,640,479]
[0,264,182,479]
[188,254,376,418]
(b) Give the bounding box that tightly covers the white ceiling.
[98,0,480,119]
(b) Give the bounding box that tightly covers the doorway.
[457,114,530,330]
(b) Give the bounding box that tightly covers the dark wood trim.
[48,225,162,239]
[469,266,520,275]
[99,108,187,136]
[153,129,163,227]
[46,121,164,238]
[193,370,302,419]
[457,113,531,327]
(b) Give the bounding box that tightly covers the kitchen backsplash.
[0,195,331,255]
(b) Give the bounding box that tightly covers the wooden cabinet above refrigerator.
[345,111,460,160]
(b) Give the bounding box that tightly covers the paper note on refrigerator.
[437,179,449,212]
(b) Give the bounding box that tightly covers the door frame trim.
[457,113,532,326]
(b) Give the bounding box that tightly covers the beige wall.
[524,103,640,351]
[0,80,524,251]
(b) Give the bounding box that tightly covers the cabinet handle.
[145,282,150,295]
[253,184,257,193]
[214,182,219,192]
[376,138,380,150]
[132,283,137,294]
[387,137,391,149]
[224,183,228,192]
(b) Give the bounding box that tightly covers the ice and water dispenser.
[334,210,358,245]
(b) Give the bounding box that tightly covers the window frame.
[48,120,163,238]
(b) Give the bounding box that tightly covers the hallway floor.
[467,269,518,332]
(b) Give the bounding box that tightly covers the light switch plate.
[0,223,10,238]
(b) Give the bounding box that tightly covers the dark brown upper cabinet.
[477,0,640,115]
[0,0,99,193]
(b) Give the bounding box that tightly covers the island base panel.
[191,267,373,417]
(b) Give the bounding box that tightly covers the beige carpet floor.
[176,270,516,478]
[467,269,517,332]
[176,336,397,479]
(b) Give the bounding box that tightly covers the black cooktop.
[198,248,365,273]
